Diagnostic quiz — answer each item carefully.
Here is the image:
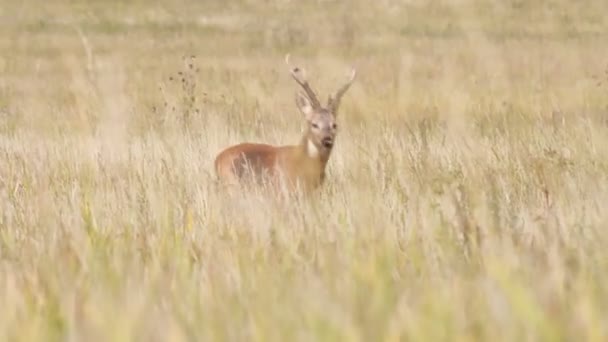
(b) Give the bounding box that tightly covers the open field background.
[1,0,608,341]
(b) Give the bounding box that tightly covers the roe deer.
[214,56,356,193]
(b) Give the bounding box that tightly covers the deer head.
[285,55,356,155]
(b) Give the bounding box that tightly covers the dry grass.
[1,0,608,341]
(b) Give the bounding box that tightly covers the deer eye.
[312,123,319,129]
[332,123,338,129]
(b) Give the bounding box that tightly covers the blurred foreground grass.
[1,0,608,341]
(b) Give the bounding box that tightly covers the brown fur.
[214,130,330,192]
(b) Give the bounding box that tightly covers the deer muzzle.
[322,137,334,148]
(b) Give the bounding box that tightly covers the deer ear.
[296,92,314,120]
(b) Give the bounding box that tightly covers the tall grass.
[1,0,608,340]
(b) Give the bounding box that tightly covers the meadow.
[1,0,608,340]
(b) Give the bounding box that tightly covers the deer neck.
[298,129,331,167]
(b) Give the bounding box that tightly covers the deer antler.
[285,54,321,109]
[328,68,356,114]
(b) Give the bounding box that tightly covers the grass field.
[1,0,608,341]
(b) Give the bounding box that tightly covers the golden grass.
[1,0,608,340]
